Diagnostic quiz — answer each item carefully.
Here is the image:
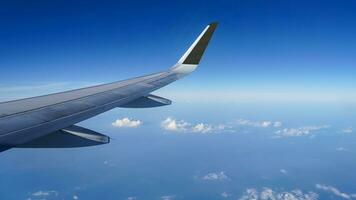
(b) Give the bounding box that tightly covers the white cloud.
[280,169,288,175]
[221,192,231,198]
[30,190,59,199]
[160,195,175,200]
[236,119,273,128]
[342,127,353,133]
[73,185,87,191]
[161,118,229,134]
[236,119,283,128]
[275,125,329,137]
[238,188,318,200]
[239,188,259,200]
[29,190,81,200]
[260,121,272,127]
[316,184,356,199]
[274,121,283,127]
[127,197,137,200]
[202,171,229,181]
[161,118,189,132]
[260,188,275,200]
[112,118,141,128]
[192,123,213,133]
[103,160,116,167]
[161,117,332,138]
[336,147,347,151]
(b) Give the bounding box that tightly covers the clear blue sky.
[0,0,356,102]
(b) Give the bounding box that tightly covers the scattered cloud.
[236,118,330,138]
[192,123,213,133]
[127,197,137,200]
[29,190,59,200]
[274,121,283,127]
[221,192,231,198]
[161,117,332,138]
[342,127,353,133]
[103,160,116,167]
[73,185,87,191]
[336,147,347,151]
[160,195,175,200]
[202,171,229,181]
[236,119,273,128]
[280,169,288,175]
[275,125,330,137]
[112,118,141,128]
[161,118,229,133]
[161,118,189,132]
[235,118,283,128]
[29,190,81,200]
[316,184,356,199]
[238,188,318,200]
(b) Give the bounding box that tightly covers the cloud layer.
[275,125,330,137]
[342,127,353,133]
[161,117,330,138]
[238,188,318,200]
[160,195,176,200]
[109,116,332,138]
[316,184,356,199]
[236,119,282,128]
[28,190,60,200]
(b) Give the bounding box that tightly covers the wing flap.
[120,94,171,108]
[17,125,110,148]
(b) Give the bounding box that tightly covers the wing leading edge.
[0,22,218,151]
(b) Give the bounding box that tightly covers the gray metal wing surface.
[0,22,218,151]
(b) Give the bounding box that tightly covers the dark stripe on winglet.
[182,22,218,65]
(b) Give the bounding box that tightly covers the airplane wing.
[0,22,218,152]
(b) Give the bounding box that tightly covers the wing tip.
[208,22,218,27]
[177,22,218,65]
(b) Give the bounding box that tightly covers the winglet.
[177,22,218,65]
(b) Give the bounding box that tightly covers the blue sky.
[1,1,356,200]
[1,0,356,102]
